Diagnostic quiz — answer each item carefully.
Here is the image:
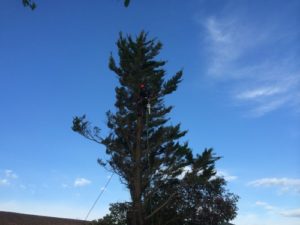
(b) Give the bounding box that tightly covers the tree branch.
[145,192,177,220]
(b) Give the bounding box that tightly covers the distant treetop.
[21,0,131,10]
[22,0,36,10]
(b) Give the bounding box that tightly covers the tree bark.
[132,116,144,225]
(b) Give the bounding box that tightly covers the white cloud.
[0,179,9,186]
[0,169,18,187]
[205,17,232,44]
[234,75,299,117]
[249,178,300,187]
[249,96,291,117]
[74,178,91,187]
[4,170,18,179]
[255,201,277,211]
[280,208,300,218]
[256,201,300,218]
[248,177,300,194]
[204,17,251,77]
[216,170,237,181]
[234,212,300,225]
[202,11,300,117]
[236,86,286,100]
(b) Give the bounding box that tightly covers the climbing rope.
[84,173,114,221]
[145,98,154,225]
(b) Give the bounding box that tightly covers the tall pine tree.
[72,32,238,225]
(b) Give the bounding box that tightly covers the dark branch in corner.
[22,0,36,10]
[124,0,130,7]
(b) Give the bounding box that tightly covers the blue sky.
[0,0,299,224]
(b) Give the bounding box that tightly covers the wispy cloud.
[248,177,300,194]
[234,212,300,225]
[4,170,18,179]
[216,170,237,181]
[0,179,9,186]
[202,4,300,117]
[204,17,257,78]
[256,201,300,218]
[74,178,91,187]
[248,96,291,117]
[0,169,18,186]
[280,208,300,218]
[234,75,299,117]
[236,86,286,100]
[256,201,277,211]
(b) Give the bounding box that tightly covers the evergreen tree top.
[109,32,183,98]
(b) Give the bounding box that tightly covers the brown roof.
[0,211,90,225]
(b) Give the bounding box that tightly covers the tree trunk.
[132,116,144,225]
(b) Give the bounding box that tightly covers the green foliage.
[91,203,130,225]
[140,149,238,225]
[21,0,129,11]
[93,163,239,225]
[22,0,36,10]
[124,0,130,7]
[73,32,238,225]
